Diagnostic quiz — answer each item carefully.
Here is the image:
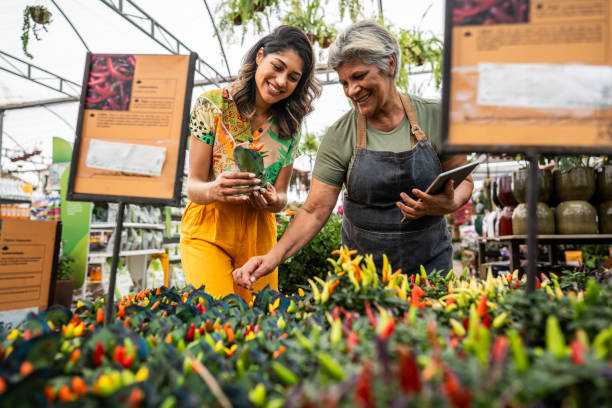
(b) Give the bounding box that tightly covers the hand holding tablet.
[400,161,479,223]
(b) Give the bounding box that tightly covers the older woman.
[233,21,473,289]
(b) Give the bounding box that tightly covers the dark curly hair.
[229,25,321,140]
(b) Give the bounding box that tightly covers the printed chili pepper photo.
[85,54,135,110]
[453,0,530,26]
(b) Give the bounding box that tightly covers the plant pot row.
[508,165,612,205]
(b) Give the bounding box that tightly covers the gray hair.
[328,20,401,81]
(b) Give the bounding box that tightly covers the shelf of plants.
[1,246,611,406]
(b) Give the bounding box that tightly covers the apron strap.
[356,92,427,150]
[357,112,367,150]
[399,94,427,146]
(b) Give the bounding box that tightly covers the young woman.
[180,25,321,302]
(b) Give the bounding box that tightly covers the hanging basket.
[29,6,52,25]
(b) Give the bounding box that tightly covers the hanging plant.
[217,0,279,42]
[21,5,53,59]
[395,28,443,93]
[338,0,362,22]
[317,24,337,49]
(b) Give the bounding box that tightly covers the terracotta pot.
[553,167,596,202]
[306,33,317,44]
[54,279,75,308]
[555,200,598,234]
[497,175,518,207]
[599,201,612,234]
[497,206,515,236]
[511,168,552,204]
[319,36,332,49]
[29,6,51,24]
[511,202,555,235]
[596,165,612,202]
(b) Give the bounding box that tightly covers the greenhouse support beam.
[50,0,91,52]
[0,51,81,97]
[202,0,231,77]
[98,0,227,86]
[0,96,79,111]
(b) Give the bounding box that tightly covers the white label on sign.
[477,63,612,110]
[0,307,38,330]
[85,139,167,176]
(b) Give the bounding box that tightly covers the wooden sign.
[441,0,612,154]
[68,53,197,205]
[0,219,61,328]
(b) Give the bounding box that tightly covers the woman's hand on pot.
[209,172,261,203]
[232,253,280,290]
[248,182,282,212]
[397,180,457,220]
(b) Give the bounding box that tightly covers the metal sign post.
[104,201,125,326]
[525,152,539,293]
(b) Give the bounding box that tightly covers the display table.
[478,234,612,272]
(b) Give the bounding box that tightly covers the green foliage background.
[277,213,342,294]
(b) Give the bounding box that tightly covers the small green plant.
[57,254,75,280]
[21,5,52,59]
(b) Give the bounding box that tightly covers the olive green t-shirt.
[313,94,448,188]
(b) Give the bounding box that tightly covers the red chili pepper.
[88,76,106,87]
[93,341,105,367]
[410,274,415,284]
[536,277,541,289]
[491,335,508,364]
[107,58,132,81]
[410,285,425,308]
[364,301,378,326]
[482,315,492,328]
[127,56,136,66]
[570,339,585,365]
[347,331,359,354]
[398,347,421,393]
[121,353,134,369]
[379,318,396,341]
[186,323,195,342]
[354,362,374,407]
[113,345,126,364]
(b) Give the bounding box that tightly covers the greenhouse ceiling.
[0,0,444,184]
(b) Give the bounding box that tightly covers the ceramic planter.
[54,279,75,308]
[497,206,515,236]
[599,201,612,234]
[497,175,518,207]
[555,200,598,234]
[511,168,552,203]
[511,202,555,235]
[553,167,596,202]
[596,165,612,202]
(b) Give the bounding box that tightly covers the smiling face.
[336,56,396,118]
[254,48,304,111]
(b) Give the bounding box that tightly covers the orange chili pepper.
[96,308,104,324]
[72,376,88,396]
[70,349,81,363]
[20,361,34,376]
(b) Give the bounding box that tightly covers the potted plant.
[317,24,337,49]
[217,0,271,40]
[54,255,75,308]
[21,5,52,59]
[553,155,596,202]
[282,0,325,44]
